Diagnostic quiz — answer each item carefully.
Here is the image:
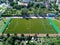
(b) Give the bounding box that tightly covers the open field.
[4,18,56,34]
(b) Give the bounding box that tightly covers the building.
[56,0,60,5]
[18,1,28,6]
[6,0,18,2]
[45,0,51,8]
[8,0,13,2]
[22,0,32,2]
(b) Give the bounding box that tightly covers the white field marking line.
[6,17,50,18]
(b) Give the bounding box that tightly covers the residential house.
[22,0,32,2]
[18,1,28,6]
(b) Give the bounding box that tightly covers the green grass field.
[53,20,60,31]
[4,18,56,34]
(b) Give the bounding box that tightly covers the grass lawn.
[4,18,56,34]
[53,20,60,31]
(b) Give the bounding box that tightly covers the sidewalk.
[0,34,60,37]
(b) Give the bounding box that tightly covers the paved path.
[0,34,60,37]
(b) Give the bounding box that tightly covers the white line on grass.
[6,17,52,19]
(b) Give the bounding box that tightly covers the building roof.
[23,0,32,2]
[18,1,28,6]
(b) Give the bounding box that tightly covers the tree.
[0,14,1,18]
[6,33,10,38]
[46,34,50,38]
[51,42,54,45]
[5,36,13,45]
[13,4,20,9]
[10,2,17,6]
[29,41,37,45]
[15,40,20,45]
[21,8,28,16]
[28,2,34,8]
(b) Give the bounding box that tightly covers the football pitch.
[4,18,56,34]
